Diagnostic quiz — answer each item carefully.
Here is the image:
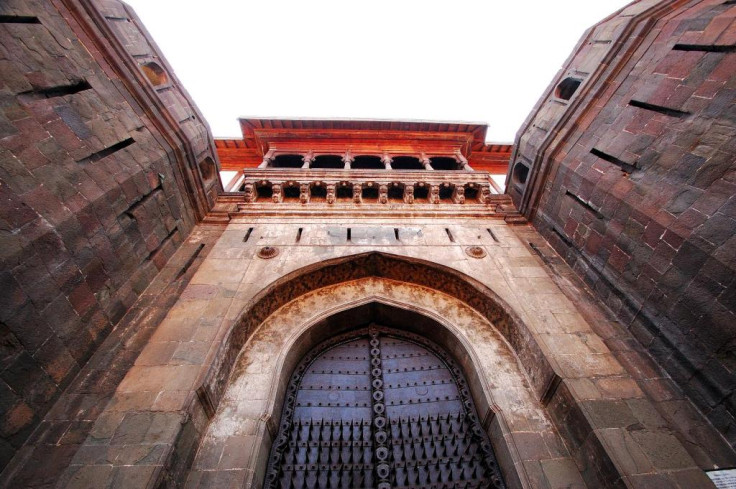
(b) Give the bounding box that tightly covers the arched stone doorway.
[187,276,568,488]
[264,324,506,489]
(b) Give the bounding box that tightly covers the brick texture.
[0,0,219,473]
[511,0,736,448]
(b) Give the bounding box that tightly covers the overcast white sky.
[125,0,632,143]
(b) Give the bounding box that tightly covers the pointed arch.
[197,252,558,416]
[191,278,547,489]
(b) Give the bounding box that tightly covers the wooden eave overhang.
[216,118,512,173]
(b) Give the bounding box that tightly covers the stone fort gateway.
[1,0,735,488]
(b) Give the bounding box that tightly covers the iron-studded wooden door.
[265,326,506,489]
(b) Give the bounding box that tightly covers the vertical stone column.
[382,152,393,170]
[326,183,336,204]
[243,182,255,203]
[479,184,492,204]
[301,150,314,169]
[420,152,433,170]
[343,150,354,169]
[353,184,362,203]
[379,184,388,204]
[429,184,440,204]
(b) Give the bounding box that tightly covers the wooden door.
[265,326,506,489]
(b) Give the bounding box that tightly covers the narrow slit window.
[590,148,636,173]
[76,138,134,164]
[0,15,41,24]
[487,228,499,242]
[672,43,736,53]
[18,80,91,100]
[628,99,689,118]
[296,228,303,243]
[243,227,254,242]
[445,228,455,243]
[565,190,604,219]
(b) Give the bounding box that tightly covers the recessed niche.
[336,184,352,200]
[256,184,273,200]
[414,185,429,201]
[387,184,403,201]
[512,162,530,184]
[362,186,379,200]
[141,62,168,86]
[310,184,327,200]
[554,77,582,100]
[198,157,215,181]
[439,184,453,200]
[283,184,300,200]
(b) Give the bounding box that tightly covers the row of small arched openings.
[270,154,464,171]
[247,181,482,203]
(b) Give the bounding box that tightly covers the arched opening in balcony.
[311,155,344,169]
[391,156,424,170]
[272,154,304,168]
[352,155,385,170]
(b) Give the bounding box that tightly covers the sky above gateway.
[125,0,633,143]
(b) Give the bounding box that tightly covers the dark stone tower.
[0,0,219,477]
[510,0,736,448]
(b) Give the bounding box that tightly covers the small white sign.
[708,469,736,489]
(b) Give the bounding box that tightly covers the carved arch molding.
[265,325,506,489]
[200,252,557,416]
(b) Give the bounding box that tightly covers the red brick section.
[511,0,736,456]
[0,0,218,474]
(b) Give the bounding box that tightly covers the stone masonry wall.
[54,217,721,489]
[510,0,736,446]
[0,0,219,472]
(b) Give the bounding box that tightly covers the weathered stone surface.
[0,228,221,487]
[0,0,220,475]
[511,0,736,450]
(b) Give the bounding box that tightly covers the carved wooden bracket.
[299,183,310,204]
[403,185,414,204]
[271,183,283,203]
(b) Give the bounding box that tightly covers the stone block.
[540,458,587,489]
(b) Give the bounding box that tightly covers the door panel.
[265,326,506,489]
